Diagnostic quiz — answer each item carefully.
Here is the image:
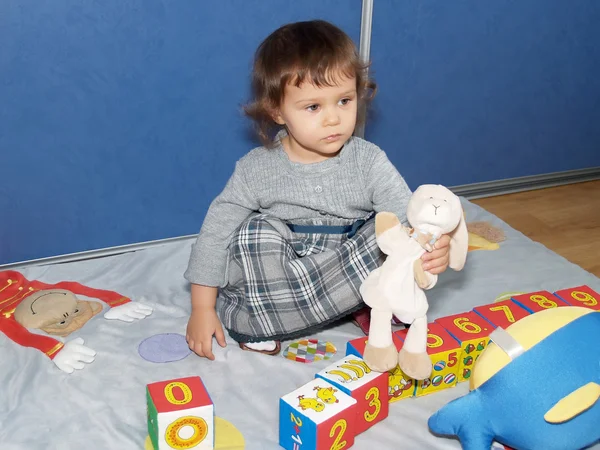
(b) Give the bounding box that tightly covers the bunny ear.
[448,209,469,271]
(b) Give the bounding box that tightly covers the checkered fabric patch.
[282,339,337,363]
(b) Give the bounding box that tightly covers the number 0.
[164,382,192,405]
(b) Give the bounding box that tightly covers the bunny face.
[406,184,462,233]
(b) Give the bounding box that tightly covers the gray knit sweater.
[184,136,412,287]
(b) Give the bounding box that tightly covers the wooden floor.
[472,180,600,277]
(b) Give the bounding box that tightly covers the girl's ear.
[448,209,469,271]
[270,105,285,125]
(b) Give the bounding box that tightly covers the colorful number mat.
[282,339,337,363]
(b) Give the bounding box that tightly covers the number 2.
[290,413,303,427]
[329,419,347,450]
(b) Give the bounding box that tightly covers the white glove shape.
[53,337,96,374]
[103,302,153,322]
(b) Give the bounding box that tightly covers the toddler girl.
[184,20,450,359]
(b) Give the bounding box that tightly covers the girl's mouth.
[324,134,341,142]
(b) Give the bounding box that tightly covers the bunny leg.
[363,309,398,373]
[398,315,432,380]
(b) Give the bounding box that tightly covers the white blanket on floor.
[1,198,599,450]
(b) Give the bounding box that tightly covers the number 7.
[489,305,515,323]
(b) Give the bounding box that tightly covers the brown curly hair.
[244,20,377,147]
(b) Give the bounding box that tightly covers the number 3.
[364,387,381,422]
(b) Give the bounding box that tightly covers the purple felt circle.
[138,333,192,363]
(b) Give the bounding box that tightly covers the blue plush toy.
[428,306,600,450]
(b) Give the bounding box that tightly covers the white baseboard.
[451,166,600,199]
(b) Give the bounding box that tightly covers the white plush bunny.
[359,184,468,379]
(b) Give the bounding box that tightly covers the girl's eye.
[306,104,319,112]
[59,321,66,325]
[74,309,79,314]
[339,98,351,106]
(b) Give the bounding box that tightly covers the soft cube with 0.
[147,376,214,450]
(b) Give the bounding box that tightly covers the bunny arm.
[414,260,438,290]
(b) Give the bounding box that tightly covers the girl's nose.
[323,108,341,126]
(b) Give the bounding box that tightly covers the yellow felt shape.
[544,382,600,424]
[468,231,500,251]
[467,221,504,251]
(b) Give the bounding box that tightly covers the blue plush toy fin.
[428,394,495,450]
[544,382,600,424]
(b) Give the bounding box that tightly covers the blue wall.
[367,0,600,188]
[1,0,599,265]
[0,0,361,265]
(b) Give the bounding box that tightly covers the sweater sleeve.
[184,161,259,287]
[364,147,413,225]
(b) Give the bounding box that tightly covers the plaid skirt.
[217,214,384,343]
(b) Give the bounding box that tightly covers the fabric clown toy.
[0,270,152,373]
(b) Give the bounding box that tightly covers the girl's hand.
[421,234,451,274]
[186,307,227,360]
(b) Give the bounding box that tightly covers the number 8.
[530,294,556,309]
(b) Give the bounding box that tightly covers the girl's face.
[274,74,357,163]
